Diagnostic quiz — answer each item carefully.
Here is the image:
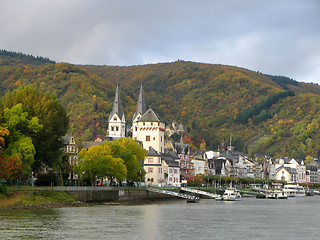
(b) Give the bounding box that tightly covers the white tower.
[132,84,147,139]
[136,108,165,153]
[108,83,126,138]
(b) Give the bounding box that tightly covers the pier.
[147,187,199,202]
[180,187,220,199]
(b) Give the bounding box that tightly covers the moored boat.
[283,184,306,197]
[256,192,266,199]
[221,188,242,201]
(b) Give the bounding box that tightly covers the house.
[275,166,292,182]
[61,135,78,180]
[306,160,320,183]
[190,150,206,176]
[165,120,187,137]
[270,158,306,183]
[143,148,164,186]
[161,151,180,186]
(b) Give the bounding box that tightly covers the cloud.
[0,0,319,83]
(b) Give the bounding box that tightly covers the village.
[61,84,320,188]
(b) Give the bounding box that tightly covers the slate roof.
[82,141,103,149]
[160,152,180,167]
[147,148,161,157]
[173,142,190,154]
[108,83,124,121]
[62,135,73,145]
[137,108,162,122]
[132,84,147,121]
[276,166,296,174]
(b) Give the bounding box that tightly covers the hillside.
[1,50,320,159]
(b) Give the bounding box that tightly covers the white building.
[108,83,126,138]
[136,108,165,153]
[270,158,306,183]
[106,84,180,187]
[144,148,164,186]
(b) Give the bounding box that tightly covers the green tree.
[109,138,147,183]
[1,86,69,171]
[2,104,43,175]
[74,143,127,186]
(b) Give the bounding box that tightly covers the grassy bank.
[0,187,76,208]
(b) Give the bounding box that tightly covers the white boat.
[221,188,242,201]
[283,184,306,197]
[265,189,287,199]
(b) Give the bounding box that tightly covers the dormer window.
[114,117,117,121]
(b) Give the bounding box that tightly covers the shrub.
[35,172,58,186]
[0,185,8,196]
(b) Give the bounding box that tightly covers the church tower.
[136,108,165,153]
[108,83,126,138]
[132,84,147,139]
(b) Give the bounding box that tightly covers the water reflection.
[1,197,320,240]
[0,208,62,239]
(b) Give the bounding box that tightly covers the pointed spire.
[180,133,184,144]
[132,83,146,121]
[109,83,124,121]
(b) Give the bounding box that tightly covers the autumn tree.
[109,138,147,183]
[1,104,42,175]
[74,143,127,186]
[0,126,24,181]
[0,86,69,171]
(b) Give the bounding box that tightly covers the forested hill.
[2,50,320,160]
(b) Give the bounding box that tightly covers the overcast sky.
[1,0,319,83]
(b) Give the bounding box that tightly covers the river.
[1,196,320,240]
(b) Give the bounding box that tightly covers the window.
[148,157,153,163]
[151,122,153,126]
[114,117,117,121]
[135,126,137,131]
[169,169,172,173]
[146,136,150,141]
[161,136,162,142]
[143,122,145,126]
[116,126,119,131]
[174,169,178,174]
[153,137,155,141]
[111,126,114,131]
[148,167,153,173]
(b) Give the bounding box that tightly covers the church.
[108,83,180,187]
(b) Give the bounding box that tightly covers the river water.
[1,196,320,240]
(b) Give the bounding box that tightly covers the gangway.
[180,187,219,199]
[147,187,199,202]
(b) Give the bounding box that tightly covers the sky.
[0,0,319,83]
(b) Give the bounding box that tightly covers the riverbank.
[0,189,83,209]
[0,187,178,208]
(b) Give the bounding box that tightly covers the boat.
[221,188,242,201]
[187,197,200,203]
[283,184,306,197]
[256,192,266,199]
[265,190,287,199]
